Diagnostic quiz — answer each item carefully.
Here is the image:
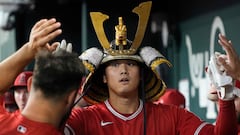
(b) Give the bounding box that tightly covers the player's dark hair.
[33,50,85,100]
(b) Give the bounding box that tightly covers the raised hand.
[217,34,240,81]
[0,18,62,93]
[27,18,62,55]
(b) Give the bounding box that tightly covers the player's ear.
[67,90,78,106]
[103,75,107,83]
[27,76,32,92]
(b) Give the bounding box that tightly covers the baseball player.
[2,89,18,112]
[0,18,85,135]
[11,71,33,111]
[64,1,237,135]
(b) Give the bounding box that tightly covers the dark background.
[15,0,240,52]
[11,0,240,87]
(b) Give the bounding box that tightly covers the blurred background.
[1,0,240,123]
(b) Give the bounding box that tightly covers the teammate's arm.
[0,18,62,95]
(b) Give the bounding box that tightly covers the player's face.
[104,59,140,98]
[14,87,29,111]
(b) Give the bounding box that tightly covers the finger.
[66,43,72,53]
[218,34,236,60]
[31,19,48,32]
[219,40,238,65]
[32,19,57,36]
[218,34,233,53]
[227,40,239,60]
[218,56,226,65]
[60,39,67,50]
[46,42,59,52]
[218,34,237,57]
[32,19,61,41]
[51,42,60,52]
[37,18,58,33]
[39,22,61,38]
[55,42,61,52]
[218,34,229,43]
[30,19,62,48]
[218,57,231,72]
[38,29,62,48]
[217,55,228,63]
[30,19,48,38]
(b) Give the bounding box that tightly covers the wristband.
[217,86,235,101]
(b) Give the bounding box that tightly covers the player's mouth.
[119,78,129,83]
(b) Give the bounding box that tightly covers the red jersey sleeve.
[198,100,238,135]
[214,100,237,135]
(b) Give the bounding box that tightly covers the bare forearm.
[0,43,35,94]
[0,18,62,95]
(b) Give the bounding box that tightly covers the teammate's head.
[3,89,18,112]
[13,71,33,89]
[32,49,85,102]
[155,89,186,108]
[12,71,32,111]
[79,2,171,104]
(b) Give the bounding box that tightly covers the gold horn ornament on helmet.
[89,1,152,55]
